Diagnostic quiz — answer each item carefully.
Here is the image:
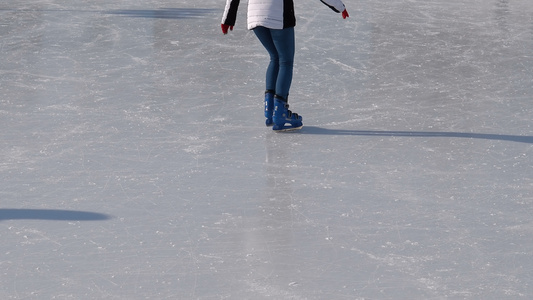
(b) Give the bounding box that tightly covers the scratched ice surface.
[1,0,532,299]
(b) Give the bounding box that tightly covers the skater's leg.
[269,27,301,131]
[270,27,295,101]
[253,26,279,93]
[254,26,300,131]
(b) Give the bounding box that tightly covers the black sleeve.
[320,0,341,13]
[224,0,241,26]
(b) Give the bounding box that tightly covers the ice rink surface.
[1,0,532,298]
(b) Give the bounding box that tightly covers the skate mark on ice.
[300,126,533,144]
[0,209,111,222]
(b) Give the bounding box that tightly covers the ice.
[1,0,532,298]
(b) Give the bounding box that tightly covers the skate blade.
[274,125,303,132]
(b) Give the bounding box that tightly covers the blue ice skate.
[264,90,274,126]
[272,96,303,131]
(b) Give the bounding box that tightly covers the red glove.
[342,9,349,19]
[221,24,233,34]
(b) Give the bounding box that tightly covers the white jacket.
[222,0,346,30]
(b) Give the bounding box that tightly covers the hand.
[342,9,349,19]
[221,24,233,35]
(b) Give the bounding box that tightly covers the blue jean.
[253,26,295,101]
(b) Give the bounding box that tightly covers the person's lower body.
[253,26,302,130]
